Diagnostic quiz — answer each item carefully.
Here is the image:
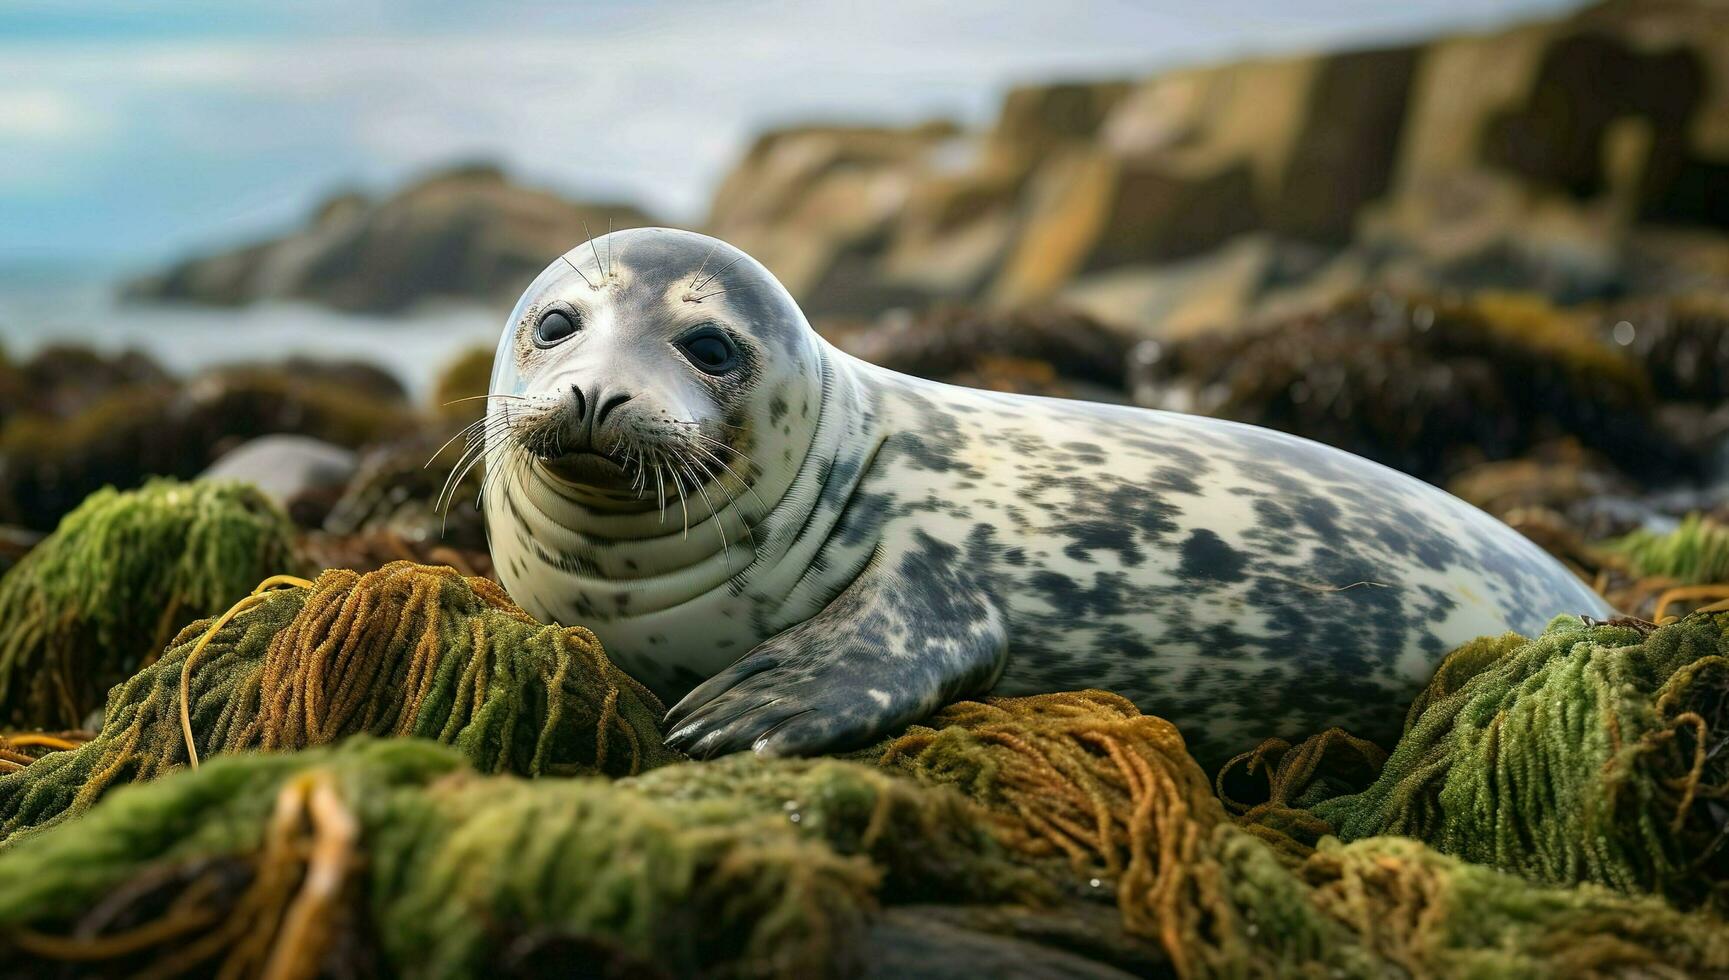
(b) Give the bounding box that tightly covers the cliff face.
[126,165,654,314]
[706,0,1729,333]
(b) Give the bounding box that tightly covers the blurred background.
[3,0,1728,614]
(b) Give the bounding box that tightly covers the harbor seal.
[479,227,1613,767]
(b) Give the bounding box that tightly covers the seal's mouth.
[536,449,635,488]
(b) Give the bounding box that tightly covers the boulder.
[202,435,359,527]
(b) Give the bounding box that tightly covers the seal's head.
[486,227,824,518]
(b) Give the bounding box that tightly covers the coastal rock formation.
[125,2,1729,328]
[126,164,656,313]
[706,0,1729,332]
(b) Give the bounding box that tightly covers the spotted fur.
[485,228,1613,769]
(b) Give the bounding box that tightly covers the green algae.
[0,479,302,730]
[1612,513,1729,585]
[1228,613,1729,911]
[0,522,1723,975]
[0,561,674,843]
[0,738,1033,979]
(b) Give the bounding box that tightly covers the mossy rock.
[0,369,417,531]
[0,479,302,729]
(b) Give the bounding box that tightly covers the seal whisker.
[669,418,745,432]
[473,442,522,515]
[583,220,607,284]
[439,438,505,532]
[651,450,669,524]
[691,284,752,303]
[672,451,730,564]
[686,240,720,292]
[434,425,500,509]
[666,455,692,540]
[693,253,745,292]
[686,441,771,516]
[424,416,496,469]
[684,431,763,471]
[439,410,531,516]
[438,393,530,408]
[439,421,513,508]
[684,443,758,550]
[560,253,596,289]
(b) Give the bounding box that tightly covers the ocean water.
[0,265,502,400]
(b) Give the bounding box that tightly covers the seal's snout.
[567,384,587,426]
[562,383,634,441]
[595,390,634,429]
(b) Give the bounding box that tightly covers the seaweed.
[0,480,301,730]
[1229,614,1729,910]
[430,345,495,428]
[5,687,1726,978]
[1129,291,1683,482]
[0,739,1034,979]
[1612,513,1729,586]
[0,561,674,842]
[0,368,416,531]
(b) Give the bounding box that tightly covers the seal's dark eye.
[677,326,738,374]
[535,309,579,346]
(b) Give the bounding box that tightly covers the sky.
[0,0,1579,272]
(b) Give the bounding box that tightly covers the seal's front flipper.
[664,533,1007,758]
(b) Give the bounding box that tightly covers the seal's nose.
[568,383,632,432]
[595,389,634,428]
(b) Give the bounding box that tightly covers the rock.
[0,369,416,531]
[126,163,656,313]
[202,435,359,528]
[430,345,496,427]
[0,345,170,420]
[1128,292,1683,484]
[861,907,1150,979]
[1598,295,1729,405]
[705,121,964,315]
[833,304,1134,401]
[322,432,487,553]
[699,0,1729,326]
[1446,440,1650,539]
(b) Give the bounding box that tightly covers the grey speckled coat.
[484,228,1613,769]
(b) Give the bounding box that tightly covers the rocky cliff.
[125,164,654,313]
[707,0,1729,333]
[130,0,1729,330]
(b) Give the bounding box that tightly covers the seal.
[479,227,1614,767]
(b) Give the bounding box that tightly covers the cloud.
[0,89,102,142]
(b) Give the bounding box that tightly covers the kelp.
[0,738,1041,980]
[1228,613,1729,910]
[0,561,674,842]
[868,692,1242,971]
[0,479,301,730]
[1289,834,1729,977]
